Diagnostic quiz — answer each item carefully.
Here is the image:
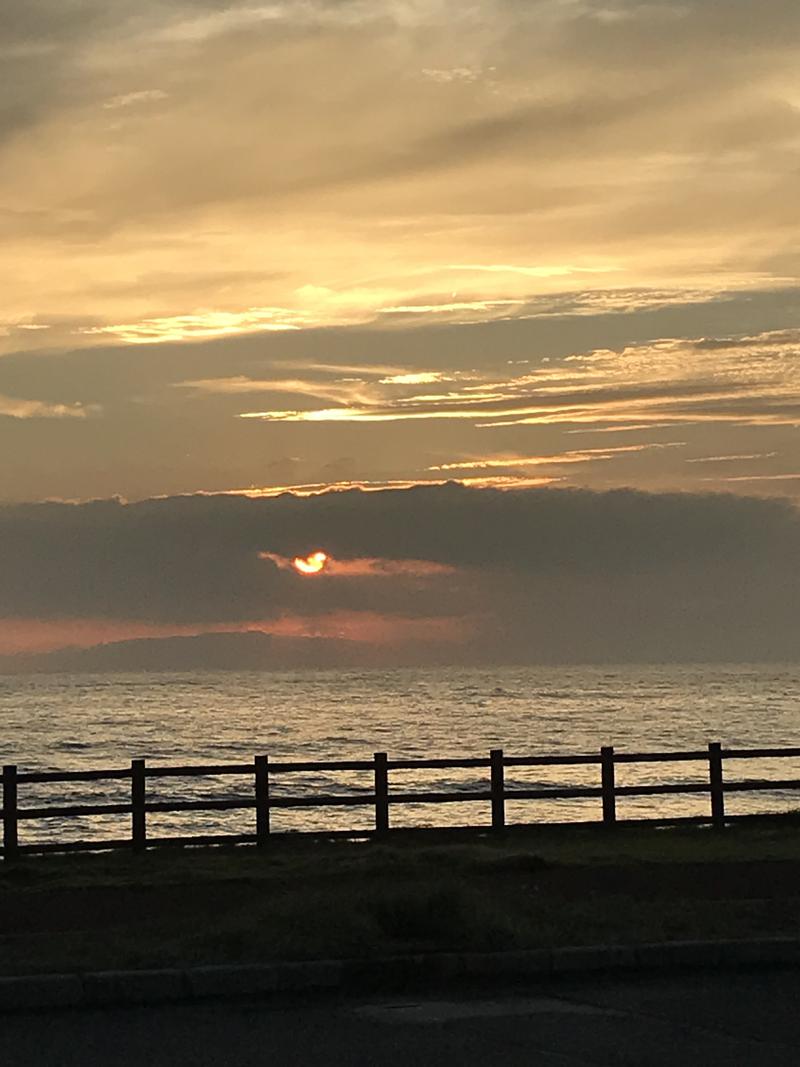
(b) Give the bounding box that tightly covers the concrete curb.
[1,937,799,1013]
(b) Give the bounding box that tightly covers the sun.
[292,550,328,575]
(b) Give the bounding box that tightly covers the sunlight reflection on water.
[1,663,799,843]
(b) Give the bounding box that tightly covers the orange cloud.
[267,612,473,645]
[259,551,456,576]
[0,618,208,656]
[325,557,456,577]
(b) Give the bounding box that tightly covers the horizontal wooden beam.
[613,750,708,764]
[18,768,131,784]
[504,754,600,767]
[387,757,490,770]
[723,748,800,760]
[18,802,132,820]
[12,746,800,788]
[145,763,249,778]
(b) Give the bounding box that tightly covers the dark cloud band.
[1,485,798,665]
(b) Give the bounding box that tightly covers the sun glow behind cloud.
[261,550,456,576]
[292,550,328,575]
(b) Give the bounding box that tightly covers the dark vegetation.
[2,822,800,976]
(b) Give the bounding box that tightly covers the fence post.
[490,749,505,831]
[2,765,18,861]
[601,746,616,825]
[374,752,389,835]
[131,758,146,852]
[708,742,725,830]
[255,755,270,845]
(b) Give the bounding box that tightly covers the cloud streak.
[0,394,92,419]
[237,329,800,432]
[428,443,684,472]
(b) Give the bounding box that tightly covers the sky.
[1,0,799,666]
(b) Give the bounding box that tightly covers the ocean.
[2,663,799,845]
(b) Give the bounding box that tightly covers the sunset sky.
[2,0,799,666]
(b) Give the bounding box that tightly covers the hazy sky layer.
[1,0,799,502]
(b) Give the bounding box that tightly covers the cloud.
[703,473,800,483]
[238,328,800,430]
[379,372,453,385]
[2,0,800,511]
[427,442,684,473]
[0,611,469,659]
[686,452,779,464]
[178,374,376,407]
[2,0,800,352]
[102,89,168,110]
[1,484,799,665]
[82,308,307,344]
[259,550,456,576]
[1,311,797,503]
[228,476,554,496]
[0,393,91,419]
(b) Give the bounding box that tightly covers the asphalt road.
[2,967,799,1066]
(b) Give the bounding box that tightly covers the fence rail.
[2,742,800,859]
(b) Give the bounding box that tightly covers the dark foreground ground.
[2,822,800,975]
[2,968,799,1066]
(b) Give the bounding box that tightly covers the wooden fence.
[2,742,800,858]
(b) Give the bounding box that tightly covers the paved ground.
[2,967,799,1065]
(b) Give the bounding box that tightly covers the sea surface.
[1,664,799,845]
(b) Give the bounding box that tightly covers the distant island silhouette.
[0,631,451,674]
